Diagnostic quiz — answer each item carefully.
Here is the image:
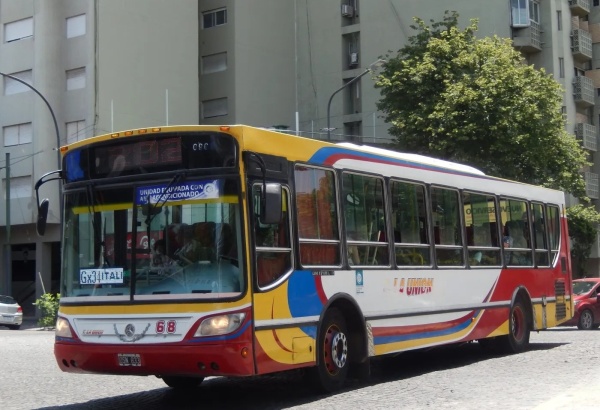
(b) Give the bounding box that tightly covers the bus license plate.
[118,353,141,367]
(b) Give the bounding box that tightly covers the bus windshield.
[61,177,243,301]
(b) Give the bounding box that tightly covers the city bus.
[35,125,573,392]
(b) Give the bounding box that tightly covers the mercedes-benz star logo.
[124,324,136,338]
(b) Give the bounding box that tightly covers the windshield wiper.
[144,172,186,227]
[85,184,111,267]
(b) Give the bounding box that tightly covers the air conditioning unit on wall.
[341,4,354,17]
[349,52,359,66]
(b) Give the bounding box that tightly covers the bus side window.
[295,165,341,266]
[342,172,389,267]
[253,184,293,288]
[390,180,431,267]
[463,192,501,267]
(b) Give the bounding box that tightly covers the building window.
[511,0,529,27]
[202,97,228,118]
[559,58,564,78]
[595,0,600,7]
[202,8,227,29]
[66,120,86,144]
[66,67,86,90]
[202,52,227,74]
[3,123,32,146]
[66,14,86,38]
[4,17,33,43]
[529,0,540,24]
[3,70,33,95]
[4,176,32,199]
[557,11,562,31]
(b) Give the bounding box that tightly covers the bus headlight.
[55,317,73,338]
[195,313,246,337]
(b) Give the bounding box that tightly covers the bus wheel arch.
[309,294,369,392]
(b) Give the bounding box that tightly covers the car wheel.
[7,324,20,330]
[577,309,594,330]
[161,376,204,389]
[307,307,349,393]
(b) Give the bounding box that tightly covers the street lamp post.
[0,72,61,167]
[326,58,386,141]
[0,72,62,295]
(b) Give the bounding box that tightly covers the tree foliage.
[567,205,600,278]
[375,11,589,199]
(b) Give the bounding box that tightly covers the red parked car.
[561,278,600,330]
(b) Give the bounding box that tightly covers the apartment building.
[0,0,597,311]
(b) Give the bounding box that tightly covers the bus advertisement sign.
[135,180,220,205]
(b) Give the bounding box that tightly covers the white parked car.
[0,295,23,330]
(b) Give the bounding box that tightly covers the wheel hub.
[324,326,348,374]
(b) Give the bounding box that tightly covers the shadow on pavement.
[33,338,569,410]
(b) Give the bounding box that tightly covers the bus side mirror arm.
[35,169,63,236]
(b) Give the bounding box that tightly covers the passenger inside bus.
[151,239,174,268]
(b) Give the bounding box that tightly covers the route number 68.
[156,320,176,334]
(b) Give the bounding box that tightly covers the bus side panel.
[253,271,320,375]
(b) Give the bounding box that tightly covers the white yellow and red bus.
[35,125,573,392]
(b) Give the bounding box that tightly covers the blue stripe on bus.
[373,311,478,345]
[288,270,323,338]
[308,147,485,177]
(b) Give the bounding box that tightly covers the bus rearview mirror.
[37,199,50,236]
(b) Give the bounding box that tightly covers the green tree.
[375,11,589,199]
[33,292,60,328]
[567,205,600,278]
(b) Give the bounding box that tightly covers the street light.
[0,72,62,293]
[0,72,61,167]
[326,58,386,141]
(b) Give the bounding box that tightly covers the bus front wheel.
[161,376,204,390]
[310,307,349,392]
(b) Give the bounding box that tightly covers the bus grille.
[555,280,566,320]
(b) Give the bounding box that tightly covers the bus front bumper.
[54,340,255,377]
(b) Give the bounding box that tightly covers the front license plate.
[118,353,141,367]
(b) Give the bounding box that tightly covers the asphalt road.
[1,321,599,410]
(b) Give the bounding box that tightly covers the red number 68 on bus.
[155,320,177,334]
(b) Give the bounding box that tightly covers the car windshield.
[0,295,16,304]
[572,281,596,295]
[61,177,243,301]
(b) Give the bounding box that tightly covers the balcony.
[512,21,542,53]
[573,75,595,108]
[585,171,599,199]
[572,29,592,62]
[569,0,590,17]
[575,123,597,151]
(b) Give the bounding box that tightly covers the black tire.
[498,298,530,353]
[162,376,204,390]
[309,307,349,393]
[7,324,20,330]
[577,309,594,330]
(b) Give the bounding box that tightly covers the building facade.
[0,0,598,313]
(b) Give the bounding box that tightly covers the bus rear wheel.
[309,307,349,393]
[499,298,530,353]
[161,376,204,390]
